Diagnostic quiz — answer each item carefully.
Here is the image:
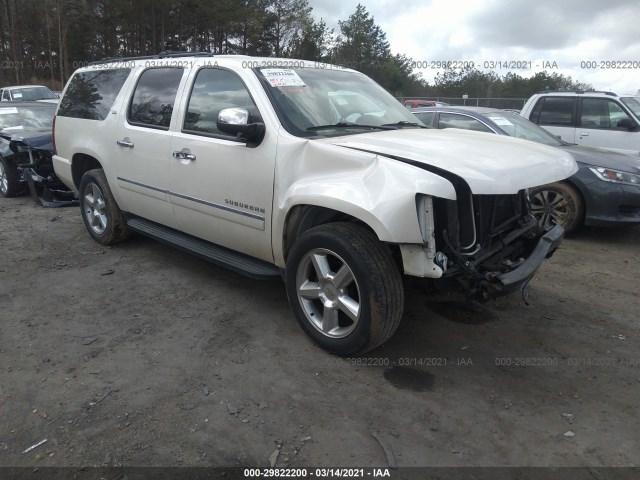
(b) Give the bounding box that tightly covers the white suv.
[52,53,576,355]
[521,91,640,155]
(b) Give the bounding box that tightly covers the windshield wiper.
[381,121,425,128]
[307,122,395,132]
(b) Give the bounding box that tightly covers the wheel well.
[72,154,103,188]
[282,205,401,265]
[561,179,586,223]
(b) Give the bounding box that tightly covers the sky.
[308,0,640,95]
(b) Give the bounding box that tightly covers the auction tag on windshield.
[13,93,22,99]
[261,69,306,87]
[0,107,19,115]
[488,116,513,126]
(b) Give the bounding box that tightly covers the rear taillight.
[52,115,57,155]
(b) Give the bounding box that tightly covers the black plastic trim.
[496,224,564,290]
[125,216,280,280]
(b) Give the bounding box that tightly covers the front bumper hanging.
[488,224,565,296]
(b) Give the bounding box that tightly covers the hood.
[0,128,53,151]
[561,144,640,174]
[318,128,577,194]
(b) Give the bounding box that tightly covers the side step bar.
[126,217,281,280]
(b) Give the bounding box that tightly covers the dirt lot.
[1,195,639,473]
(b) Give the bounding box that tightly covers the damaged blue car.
[0,101,76,206]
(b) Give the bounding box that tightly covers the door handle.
[580,132,590,136]
[116,138,134,148]
[173,151,196,161]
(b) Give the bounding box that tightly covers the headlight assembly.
[589,167,640,186]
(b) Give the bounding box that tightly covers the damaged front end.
[5,131,77,207]
[431,189,564,301]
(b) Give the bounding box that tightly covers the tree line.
[1,0,590,98]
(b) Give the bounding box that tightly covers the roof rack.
[538,90,617,96]
[89,51,214,66]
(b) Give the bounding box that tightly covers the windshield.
[257,67,424,137]
[484,111,565,147]
[621,97,640,118]
[0,104,56,130]
[10,86,58,101]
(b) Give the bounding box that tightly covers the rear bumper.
[486,224,565,296]
[51,154,77,193]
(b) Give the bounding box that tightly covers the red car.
[402,99,449,109]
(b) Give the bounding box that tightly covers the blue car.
[412,106,640,232]
[0,102,76,206]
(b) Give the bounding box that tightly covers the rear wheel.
[0,157,25,197]
[529,182,584,233]
[79,169,131,245]
[285,222,404,355]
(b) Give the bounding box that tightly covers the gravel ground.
[1,195,639,474]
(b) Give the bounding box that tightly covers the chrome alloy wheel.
[530,189,570,229]
[0,161,7,195]
[83,182,108,235]
[296,248,361,338]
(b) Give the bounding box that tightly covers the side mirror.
[616,118,638,131]
[217,108,265,146]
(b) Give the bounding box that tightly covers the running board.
[126,217,281,280]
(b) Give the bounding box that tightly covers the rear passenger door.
[526,97,577,144]
[168,67,277,262]
[114,67,187,228]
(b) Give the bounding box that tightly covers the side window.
[438,113,492,132]
[0,90,7,101]
[128,68,183,129]
[580,98,633,129]
[57,68,131,120]
[413,112,434,126]
[536,97,575,126]
[183,68,259,138]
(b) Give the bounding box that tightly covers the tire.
[0,157,26,198]
[285,222,404,355]
[529,182,584,233]
[79,169,131,245]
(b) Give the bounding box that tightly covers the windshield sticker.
[488,116,513,126]
[0,107,19,115]
[261,69,306,87]
[13,93,22,98]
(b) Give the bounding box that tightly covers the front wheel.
[285,222,404,355]
[529,182,584,233]
[79,169,131,245]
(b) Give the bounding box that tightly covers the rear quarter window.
[57,68,131,120]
